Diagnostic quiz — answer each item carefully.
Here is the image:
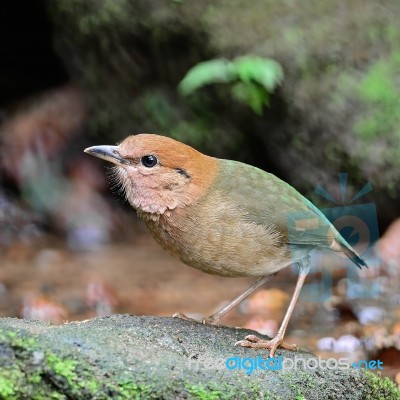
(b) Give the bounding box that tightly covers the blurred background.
[1,0,400,384]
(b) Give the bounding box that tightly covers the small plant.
[178,55,283,115]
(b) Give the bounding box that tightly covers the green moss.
[184,380,268,400]
[0,329,37,351]
[45,353,78,385]
[43,351,102,397]
[363,370,400,400]
[0,371,21,400]
[271,369,318,400]
[0,328,102,399]
[186,384,225,400]
[0,328,157,399]
[0,357,66,400]
[113,381,153,400]
[289,383,307,400]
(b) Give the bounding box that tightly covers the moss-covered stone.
[0,316,398,399]
[361,370,400,400]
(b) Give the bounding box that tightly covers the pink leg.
[173,275,273,325]
[235,262,310,357]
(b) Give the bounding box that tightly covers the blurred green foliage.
[178,56,283,114]
[46,0,400,219]
[140,91,237,150]
[353,23,400,186]
[356,52,400,141]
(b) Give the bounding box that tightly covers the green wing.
[216,159,342,250]
[215,159,366,268]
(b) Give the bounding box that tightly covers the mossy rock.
[0,315,399,399]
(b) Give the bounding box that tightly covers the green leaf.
[231,82,270,115]
[178,59,232,95]
[178,55,283,115]
[232,55,284,90]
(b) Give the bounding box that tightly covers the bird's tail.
[334,239,368,269]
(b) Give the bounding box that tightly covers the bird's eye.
[141,155,158,168]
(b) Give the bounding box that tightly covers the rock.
[0,315,399,399]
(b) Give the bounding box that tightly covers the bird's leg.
[235,261,310,358]
[173,274,274,325]
[203,275,273,325]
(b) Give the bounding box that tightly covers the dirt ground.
[0,229,290,325]
[0,228,399,383]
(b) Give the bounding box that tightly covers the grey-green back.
[215,159,343,252]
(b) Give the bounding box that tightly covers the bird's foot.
[235,334,297,358]
[172,312,201,323]
[172,312,220,326]
[201,315,221,326]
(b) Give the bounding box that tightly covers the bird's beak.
[84,145,130,166]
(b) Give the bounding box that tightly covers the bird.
[84,133,367,357]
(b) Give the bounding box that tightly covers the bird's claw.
[241,334,259,343]
[201,316,220,326]
[235,334,297,358]
[172,312,200,323]
[172,312,220,325]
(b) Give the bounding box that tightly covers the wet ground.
[0,231,257,323]
[1,227,399,384]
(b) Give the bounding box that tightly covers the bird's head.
[84,134,218,215]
